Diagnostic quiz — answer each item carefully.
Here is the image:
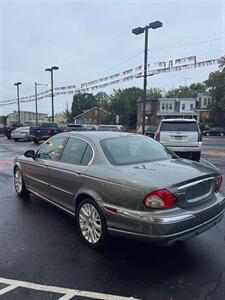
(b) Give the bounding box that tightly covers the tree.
[108,87,143,128]
[165,83,206,98]
[95,92,110,110]
[62,102,73,123]
[205,65,225,126]
[147,88,163,100]
[71,93,97,119]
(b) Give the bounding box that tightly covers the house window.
[169,103,172,110]
[162,103,165,110]
[165,103,168,110]
[146,103,151,112]
[204,98,207,106]
[182,103,185,110]
[190,104,194,111]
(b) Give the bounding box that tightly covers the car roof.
[60,131,134,142]
[161,118,197,122]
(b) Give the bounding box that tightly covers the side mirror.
[24,149,36,158]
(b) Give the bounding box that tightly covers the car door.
[47,137,94,212]
[24,136,67,199]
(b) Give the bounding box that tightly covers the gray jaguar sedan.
[14,132,225,248]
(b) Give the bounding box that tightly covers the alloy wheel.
[79,203,102,244]
[14,169,23,193]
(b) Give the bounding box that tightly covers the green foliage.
[165,83,206,98]
[108,87,143,128]
[71,93,98,118]
[147,88,163,100]
[205,66,225,126]
[95,92,110,110]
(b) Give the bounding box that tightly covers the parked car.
[64,124,97,132]
[14,132,224,248]
[145,126,158,138]
[29,123,63,144]
[11,126,31,141]
[202,127,225,136]
[0,124,5,134]
[97,124,125,131]
[4,123,24,139]
[155,119,202,162]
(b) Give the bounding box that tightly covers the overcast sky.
[0,0,224,116]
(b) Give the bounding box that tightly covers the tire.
[14,139,18,142]
[76,198,108,249]
[14,167,29,197]
[192,152,201,162]
[7,135,11,140]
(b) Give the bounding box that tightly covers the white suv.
[154,119,202,161]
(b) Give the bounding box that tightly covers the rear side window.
[160,121,198,132]
[61,137,93,165]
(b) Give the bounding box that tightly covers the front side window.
[36,136,66,160]
[60,137,92,165]
[101,135,172,166]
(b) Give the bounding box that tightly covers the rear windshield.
[160,121,198,132]
[101,135,174,166]
[15,127,29,132]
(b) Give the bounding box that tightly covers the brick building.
[137,99,159,129]
[74,107,109,124]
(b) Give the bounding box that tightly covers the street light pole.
[35,82,48,126]
[14,82,22,124]
[132,21,162,135]
[45,66,59,122]
[143,26,148,136]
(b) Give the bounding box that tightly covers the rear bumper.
[166,146,201,153]
[108,209,224,244]
[105,192,225,244]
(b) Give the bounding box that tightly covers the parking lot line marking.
[0,284,17,295]
[0,277,141,300]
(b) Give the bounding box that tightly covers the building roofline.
[74,107,108,119]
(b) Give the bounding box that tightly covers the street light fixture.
[35,82,49,126]
[14,82,22,124]
[132,20,162,135]
[45,66,59,122]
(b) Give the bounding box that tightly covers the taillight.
[155,131,160,141]
[216,175,223,193]
[144,189,177,209]
[198,131,202,142]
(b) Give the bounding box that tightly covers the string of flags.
[0,56,223,107]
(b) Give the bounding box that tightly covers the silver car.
[11,126,31,142]
[14,132,225,248]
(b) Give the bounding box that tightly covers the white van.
[154,119,202,161]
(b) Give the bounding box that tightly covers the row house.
[137,93,213,129]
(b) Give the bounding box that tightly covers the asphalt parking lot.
[0,135,225,300]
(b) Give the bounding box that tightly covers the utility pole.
[14,82,22,124]
[35,82,48,126]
